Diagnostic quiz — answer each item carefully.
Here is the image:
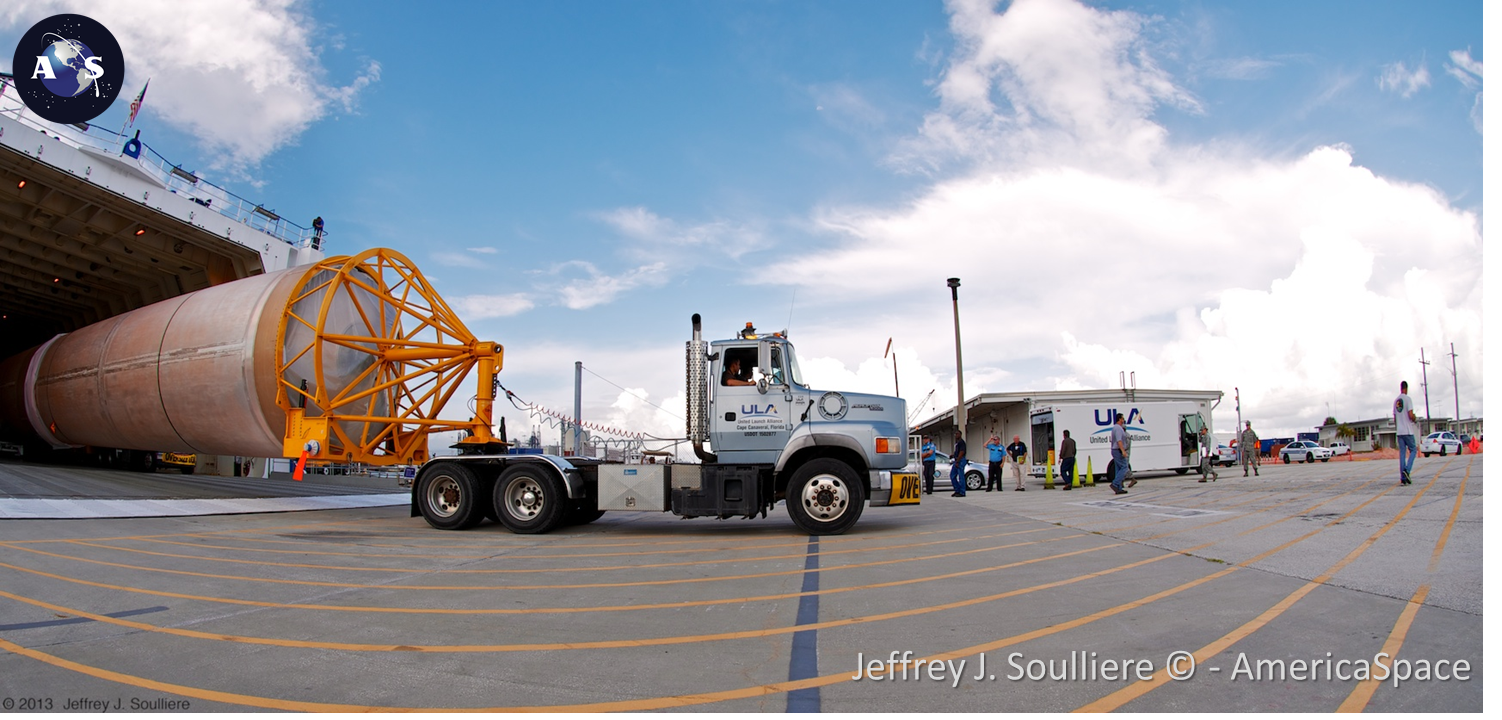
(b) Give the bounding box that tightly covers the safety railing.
[0,76,321,249]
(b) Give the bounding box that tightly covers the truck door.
[710,342,793,459]
[1030,409,1054,476]
[1180,413,1204,466]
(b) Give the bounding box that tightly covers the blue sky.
[0,0,1484,449]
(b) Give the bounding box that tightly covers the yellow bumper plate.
[889,472,921,505]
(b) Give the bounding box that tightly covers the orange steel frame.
[274,248,502,466]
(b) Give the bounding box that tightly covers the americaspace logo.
[10,14,124,124]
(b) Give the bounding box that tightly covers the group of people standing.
[916,412,1228,496]
[916,428,1090,496]
[915,379,1430,497]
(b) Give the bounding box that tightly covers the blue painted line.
[785,536,820,712]
[0,606,169,631]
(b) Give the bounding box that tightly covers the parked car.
[1325,441,1351,456]
[1213,444,1238,467]
[1280,440,1334,464]
[1420,432,1463,457]
[906,450,989,491]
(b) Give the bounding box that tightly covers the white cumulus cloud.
[760,0,1482,437]
[0,0,381,168]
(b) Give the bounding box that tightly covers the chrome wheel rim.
[503,475,545,522]
[425,476,462,519]
[800,473,850,522]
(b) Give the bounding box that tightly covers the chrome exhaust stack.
[686,313,715,462]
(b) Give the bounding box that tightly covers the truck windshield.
[778,342,804,387]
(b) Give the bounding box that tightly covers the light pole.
[884,337,899,398]
[947,278,966,445]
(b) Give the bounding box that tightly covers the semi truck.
[0,247,917,533]
[1028,399,1215,480]
[411,315,921,535]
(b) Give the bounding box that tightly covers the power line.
[580,365,684,420]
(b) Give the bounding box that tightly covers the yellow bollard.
[1085,456,1095,486]
[1072,457,1081,488]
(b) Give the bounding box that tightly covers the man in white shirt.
[1394,380,1419,485]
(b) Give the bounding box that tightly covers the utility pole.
[1447,342,1460,423]
[1419,348,1432,426]
[884,337,899,398]
[947,278,966,445]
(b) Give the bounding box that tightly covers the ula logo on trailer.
[10,14,124,124]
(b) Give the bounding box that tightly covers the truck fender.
[775,432,867,475]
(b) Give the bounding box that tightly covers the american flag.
[127,80,149,127]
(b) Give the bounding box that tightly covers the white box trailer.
[1028,399,1215,480]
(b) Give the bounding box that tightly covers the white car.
[1280,440,1334,464]
[1213,444,1238,467]
[1324,441,1351,456]
[1420,432,1463,457]
[907,450,989,491]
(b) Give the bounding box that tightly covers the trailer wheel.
[493,465,567,534]
[786,458,865,535]
[1175,468,1189,475]
[416,462,486,530]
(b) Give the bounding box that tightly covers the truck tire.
[786,458,865,535]
[562,504,607,526]
[416,462,486,530]
[493,465,567,534]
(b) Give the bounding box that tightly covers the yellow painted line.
[122,517,1029,559]
[0,468,1402,712]
[0,533,1092,617]
[0,540,1137,652]
[1074,459,1449,712]
[1,523,1052,586]
[1337,456,1471,712]
[0,516,415,545]
[1105,471,1381,538]
[192,514,1013,552]
[1141,476,1383,545]
[0,504,1344,713]
[1036,469,1379,529]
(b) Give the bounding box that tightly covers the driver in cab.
[723,357,755,386]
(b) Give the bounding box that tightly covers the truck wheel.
[965,470,984,491]
[493,465,566,534]
[786,458,866,535]
[416,462,486,530]
[563,504,607,526]
[130,451,155,473]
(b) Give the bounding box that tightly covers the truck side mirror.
[757,377,769,394]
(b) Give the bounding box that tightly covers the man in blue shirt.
[1110,413,1131,495]
[984,434,1004,491]
[921,436,937,495]
[949,431,968,497]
